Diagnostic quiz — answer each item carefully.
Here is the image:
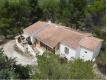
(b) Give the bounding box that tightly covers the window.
[26,37,32,45]
[71,57,74,60]
[85,51,87,53]
[64,47,69,54]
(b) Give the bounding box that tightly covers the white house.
[15,21,103,61]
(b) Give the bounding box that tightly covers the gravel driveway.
[3,40,37,65]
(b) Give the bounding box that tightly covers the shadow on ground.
[97,63,106,75]
[0,39,8,45]
[0,37,13,45]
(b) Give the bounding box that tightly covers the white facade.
[59,43,76,60]
[79,47,93,61]
[22,33,29,39]
[16,32,102,62]
[59,43,100,61]
[16,38,36,56]
[30,36,35,44]
[16,36,102,61]
[27,45,36,56]
[92,42,102,61]
[16,21,102,62]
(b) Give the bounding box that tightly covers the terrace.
[15,35,46,56]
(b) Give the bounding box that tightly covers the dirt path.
[93,63,106,79]
[3,40,37,65]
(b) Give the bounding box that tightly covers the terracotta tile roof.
[61,35,83,49]
[35,22,92,49]
[36,25,67,48]
[23,21,103,51]
[23,21,46,35]
[79,37,103,51]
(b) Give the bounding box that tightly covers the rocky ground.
[0,40,37,65]
[93,63,106,79]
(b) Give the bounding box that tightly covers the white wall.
[30,36,35,44]
[23,32,35,44]
[59,43,76,60]
[75,47,80,59]
[15,37,36,56]
[27,45,36,56]
[79,47,93,61]
[22,33,29,39]
[92,42,102,61]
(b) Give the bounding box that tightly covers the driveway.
[3,40,37,65]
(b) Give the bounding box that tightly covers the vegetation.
[31,52,95,79]
[0,49,95,79]
[0,48,31,79]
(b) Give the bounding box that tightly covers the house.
[15,21,103,61]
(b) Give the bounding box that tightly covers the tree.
[55,0,87,29]
[38,0,59,22]
[0,0,31,38]
[0,48,31,79]
[32,52,95,79]
[68,59,94,79]
[0,48,16,79]
[87,0,105,26]
[27,0,43,23]
[0,18,12,38]
[13,64,31,79]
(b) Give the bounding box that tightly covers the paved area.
[3,40,37,65]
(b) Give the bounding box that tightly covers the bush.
[32,52,95,79]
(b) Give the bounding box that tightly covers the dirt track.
[3,40,37,65]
